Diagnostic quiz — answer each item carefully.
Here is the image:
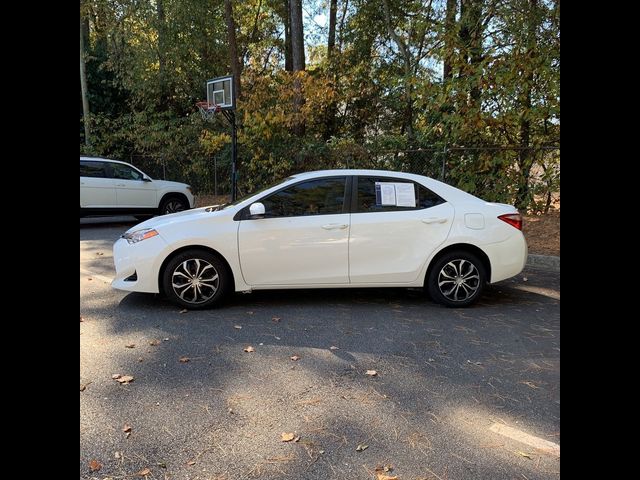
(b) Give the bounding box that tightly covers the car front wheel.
[162,250,230,309]
[160,196,188,215]
[427,251,486,307]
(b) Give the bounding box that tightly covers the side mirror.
[249,202,265,219]
[142,175,152,182]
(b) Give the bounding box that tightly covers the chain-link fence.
[128,146,559,213]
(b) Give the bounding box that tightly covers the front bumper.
[111,235,168,293]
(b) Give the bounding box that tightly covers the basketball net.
[196,101,221,121]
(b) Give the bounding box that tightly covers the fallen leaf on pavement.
[96,252,104,256]
[125,343,136,348]
[365,370,378,376]
[80,316,84,322]
[234,325,242,329]
[375,465,393,473]
[290,355,300,361]
[179,356,190,363]
[123,424,132,433]
[115,375,134,384]
[89,459,102,472]
[180,309,188,314]
[137,467,151,476]
[329,346,339,350]
[88,277,93,281]
[355,444,369,451]
[244,346,255,353]
[281,432,296,442]
[186,460,196,466]
[376,474,398,480]
[515,451,532,459]
[114,451,122,459]
[272,316,281,322]
[80,382,91,392]
[149,339,161,346]
[112,374,121,379]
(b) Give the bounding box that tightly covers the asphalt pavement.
[80,217,560,480]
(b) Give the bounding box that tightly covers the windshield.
[222,176,294,209]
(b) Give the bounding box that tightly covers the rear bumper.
[484,232,528,283]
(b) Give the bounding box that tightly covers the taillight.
[498,213,522,230]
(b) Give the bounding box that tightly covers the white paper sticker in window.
[374,182,416,207]
[375,182,397,205]
[394,182,416,207]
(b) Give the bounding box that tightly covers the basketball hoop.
[196,101,221,121]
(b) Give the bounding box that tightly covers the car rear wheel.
[160,196,188,215]
[162,250,230,309]
[427,251,486,307]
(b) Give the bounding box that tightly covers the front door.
[111,163,157,208]
[238,176,350,286]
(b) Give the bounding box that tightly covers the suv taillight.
[498,213,523,230]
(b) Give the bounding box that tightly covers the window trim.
[236,175,353,220]
[353,176,445,213]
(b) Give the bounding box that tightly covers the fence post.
[441,144,447,181]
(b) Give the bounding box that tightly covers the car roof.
[80,156,132,167]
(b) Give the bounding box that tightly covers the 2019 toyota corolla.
[112,170,527,308]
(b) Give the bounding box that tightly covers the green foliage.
[80,0,559,211]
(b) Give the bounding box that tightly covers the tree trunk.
[290,0,305,71]
[443,0,457,81]
[459,0,483,112]
[156,0,168,109]
[224,0,242,99]
[328,0,337,60]
[382,0,413,141]
[284,0,293,71]
[516,0,539,211]
[80,15,91,147]
[290,0,305,135]
[323,0,338,140]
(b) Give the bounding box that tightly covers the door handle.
[322,223,348,230]
[115,184,126,187]
[80,182,85,185]
[422,217,447,224]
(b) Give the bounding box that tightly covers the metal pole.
[230,111,238,201]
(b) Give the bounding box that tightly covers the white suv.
[80,157,195,218]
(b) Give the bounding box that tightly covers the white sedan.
[112,170,527,308]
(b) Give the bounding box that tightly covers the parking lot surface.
[81,218,560,480]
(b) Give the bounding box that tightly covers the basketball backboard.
[206,75,235,110]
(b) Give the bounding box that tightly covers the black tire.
[160,195,188,215]
[162,249,230,309]
[427,251,486,307]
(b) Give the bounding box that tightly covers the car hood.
[151,179,190,190]
[125,205,231,233]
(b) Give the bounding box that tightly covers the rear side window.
[80,161,108,178]
[356,177,445,212]
[261,177,347,218]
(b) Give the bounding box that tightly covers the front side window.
[260,177,347,218]
[111,163,143,181]
[356,177,445,213]
[80,161,107,178]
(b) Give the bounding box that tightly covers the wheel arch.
[425,243,491,286]
[158,245,235,293]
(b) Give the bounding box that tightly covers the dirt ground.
[196,195,559,257]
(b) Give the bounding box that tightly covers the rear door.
[80,160,117,208]
[111,163,157,208]
[238,176,350,285]
[348,176,454,284]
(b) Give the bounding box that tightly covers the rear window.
[356,177,445,212]
[80,161,108,178]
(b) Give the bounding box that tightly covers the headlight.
[122,228,159,244]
